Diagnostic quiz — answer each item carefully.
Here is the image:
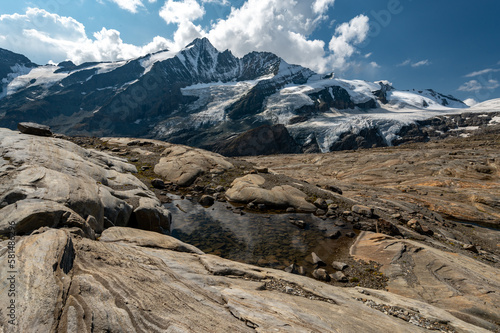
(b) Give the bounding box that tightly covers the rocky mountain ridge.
[0,39,482,155]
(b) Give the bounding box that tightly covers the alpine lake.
[164,194,356,275]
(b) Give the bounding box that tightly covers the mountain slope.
[0,38,480,154]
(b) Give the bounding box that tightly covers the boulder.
[225,174,316,212]
[130,197,172,233]
[0,128,170,236]
[17,122,52,137]
[154,145,234,186]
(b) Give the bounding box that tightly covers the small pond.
[164,195,355,273]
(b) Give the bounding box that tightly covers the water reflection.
[165,195,353,271]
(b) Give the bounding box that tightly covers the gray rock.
[151,178,166,189]
[132,197,172,233]
[0,128,170,236]
[332,261,348,271]
[314,198,328,210]
[330,271,348,282]
[289,219,306,229]
[199,195,215,207]
[316,209,327,216]
[225,174,317,212]
[352,205,373,218]
[310,252,326,266]
[0,226,491,332]
[154,145,233,187]
[313,268,331,282]
[17,122,52,137]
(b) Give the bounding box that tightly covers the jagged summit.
[0,38,477,153]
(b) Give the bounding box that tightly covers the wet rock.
[332,261,348,271]
[330,271,348,282]
[313,268,331,282]
[199,195,215,207]
[310,252,326,266]
[286,207,296,213]
[151,178,165,189]
[346,232,356,238]
[289,219,306,229]
[352,205,373,218]
[17,122,52,137]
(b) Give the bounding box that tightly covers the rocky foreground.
[1,125,500,332]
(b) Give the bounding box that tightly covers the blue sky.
[1,0,499,104]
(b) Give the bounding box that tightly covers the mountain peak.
[185,37,217,51]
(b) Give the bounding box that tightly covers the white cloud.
[159,0,205,24]
[327,14,369,68]
[370,61,380,68]
[411,59,430,67]
[458,80,482,92]
[397,59,430,68]
[0,1,373,74]
[397,59,411,67]
[312,0,335,15]
[465,68,500,78]
[458,79,499,92]
[364,52,372,58]
[0,8,170,65]
[108,0,145,13]
[203,0,356,73]
[463,98,478,106]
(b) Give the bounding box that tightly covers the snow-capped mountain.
[0,38,491,154]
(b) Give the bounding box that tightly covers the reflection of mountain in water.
[165,195,352,269]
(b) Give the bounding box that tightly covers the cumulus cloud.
[458,79,499,92]
[1,1,372,73]
[201,0,348,73]
[327,15,370,68]
[0,8,170,65]
[108,0,145,13]
[312,0,335,15]
[159,0,205,24]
